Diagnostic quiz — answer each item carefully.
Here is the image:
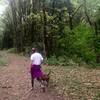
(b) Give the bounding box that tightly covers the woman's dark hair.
[32,48,37,53]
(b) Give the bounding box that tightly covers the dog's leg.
[41,80,46,92]
[46,79,49,87]
[37,77,46,92]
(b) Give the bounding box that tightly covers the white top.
[30,52,43,65]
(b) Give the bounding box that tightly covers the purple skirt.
[31,65,43,79]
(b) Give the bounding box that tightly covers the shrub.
[7,48,17,53]
[45,55,77,66]
[45,55,58,65]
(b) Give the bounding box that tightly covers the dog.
[31,70,51,92]
[37,70,51,92]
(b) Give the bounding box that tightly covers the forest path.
[0,51,63,100]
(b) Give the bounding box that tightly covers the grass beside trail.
[0,51,8,67]
[43,65,100,100]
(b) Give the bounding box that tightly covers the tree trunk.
[66,0,73,30]
[83,0,93,27]
[94,22,100,63]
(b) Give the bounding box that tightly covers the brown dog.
[41,71,51,85]
[37,71,51,92]
[31,71,51,92]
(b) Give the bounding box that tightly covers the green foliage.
[94,35,100,53]
[45,55,58,65]
[0,58,7,66]
[93,92,100,100]
[27,13,41,23]
[73,24,96,63]
[52,23,98,64]
[0,0,100,66]
[55,26,75,56]
[0,54,7,66]
[0,34,3,49]
[7,48,17,53]
[45,55,79,66]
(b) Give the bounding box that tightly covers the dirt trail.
[0,52,63,100]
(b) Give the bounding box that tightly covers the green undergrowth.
[0,53,8,67]
[45,55,100,69]
[7,48,17,53]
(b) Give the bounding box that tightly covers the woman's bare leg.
[31,78,34,89]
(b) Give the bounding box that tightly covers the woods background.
[0,0,100,65]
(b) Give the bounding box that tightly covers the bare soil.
[0,51,63,100]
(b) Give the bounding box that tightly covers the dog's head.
[42,70,51,80]
[41,70,51,86]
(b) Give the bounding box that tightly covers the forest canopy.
[0,0,100,65]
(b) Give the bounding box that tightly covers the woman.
[30,48,43,89]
